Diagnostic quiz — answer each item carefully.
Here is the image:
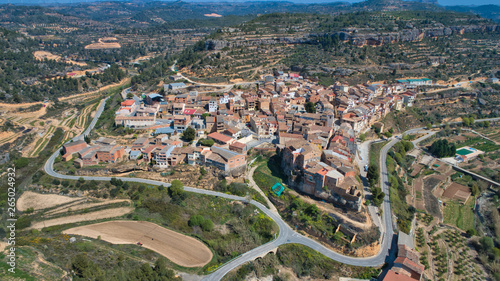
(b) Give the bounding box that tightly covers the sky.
[0,0,499,6]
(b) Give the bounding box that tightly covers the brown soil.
[33,51,87,67]
[354,241,381,257]
[204,13,222,17]
[45,199,131,216]
[423,176,443,220]
[63,220,213,267]
[17,191,81,211]
[28,207,134,230]
[85,38,121,49]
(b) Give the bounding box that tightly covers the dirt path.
[63,220,213,268]
[246,166,278,213]
[28,207,134,230]
[0,101,42,108]
[45,199,131,216]
[59,77,130,102]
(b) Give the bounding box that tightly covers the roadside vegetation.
[17,175,278,276]
[222,244,381,281]
[386,140,416,234]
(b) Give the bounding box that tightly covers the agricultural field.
[414,219,488,281]
[17,174,278,275]
[64,220,213,267]
[442,196,476,232]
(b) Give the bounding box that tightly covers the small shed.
[271,182,284,196]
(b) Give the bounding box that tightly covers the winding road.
[43,95,500,280]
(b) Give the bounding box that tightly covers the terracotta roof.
[230,141,246,149]
[208,132,233,143]
[383,270,416,281]
[394,256,425,275]
[121,100,135,106]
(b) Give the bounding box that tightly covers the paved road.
[44,97,397,281]
[73,97,108,142]
[44,94,500,280]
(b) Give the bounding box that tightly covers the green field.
[443,197,475,231]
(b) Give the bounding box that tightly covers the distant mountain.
[0,0,498,28]
[351,0,442,11]
[446,4,500,22]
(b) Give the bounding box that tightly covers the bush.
[14,157,30,168]
[201,219,214,232]
[199,138,214,147]
[188,215,205,227]
[188,215,213,232]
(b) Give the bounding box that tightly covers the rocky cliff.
[205,24,499,49]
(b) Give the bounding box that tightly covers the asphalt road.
[44,97,397,281]
[44,95,500,280]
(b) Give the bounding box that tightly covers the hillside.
[447,5,500,23]
[178,11,500,85]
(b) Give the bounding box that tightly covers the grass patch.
[443,197,475,231]
[456,136,500,152]
[370,141,388,168]
[253,155,286,195]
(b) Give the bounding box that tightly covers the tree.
[181,127,196,142]
[466,228,476,237]
[367,165,379,187]
[169,180,185,202]
[371,187,385,206]
[483,121,490,128]
[462,117,470,127]
[480,236,494,253]
[305,204,320,219]
[84,135,91,144]
[110,177,123,187]
[426,123,432,130]
[359,133,366,142]
[469,116,475,126]
[305,102,316,113]
[471,183,479,196]
[126,92,134,99]
[429,139,456,158]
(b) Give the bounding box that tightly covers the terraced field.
[76,102,98,129]
[30,125,56,157]
[0,132,21,145]
[18,191,134,231]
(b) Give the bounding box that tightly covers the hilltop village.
[61,72,423,212]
